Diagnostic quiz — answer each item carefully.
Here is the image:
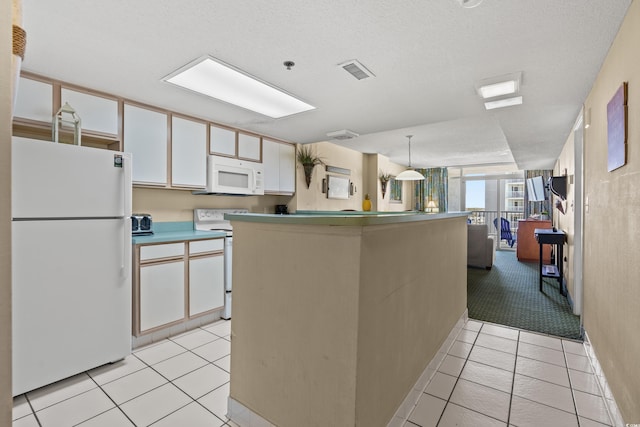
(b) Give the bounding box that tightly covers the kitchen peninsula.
[225,211,468,427]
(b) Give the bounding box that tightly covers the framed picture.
[327,175,350,200]
[390,177,402,203]
[607,82,627,172]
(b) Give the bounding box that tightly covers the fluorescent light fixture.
[164,56,315,119]
[484,96,523,110]
[479,80,517,99]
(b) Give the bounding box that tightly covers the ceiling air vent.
[338,60,375,80]
[327,129,359,140]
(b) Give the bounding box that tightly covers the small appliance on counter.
[132,213,153,235]
[275,204,289,215]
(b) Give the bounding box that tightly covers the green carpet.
[467,251,582,340]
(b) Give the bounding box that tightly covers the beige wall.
[1,0,13,424]
[372,153,414,212]
[292,142,364,211]
[291,143,412,212]
[554,127,576,299]
[133,188,292,221]
[581,0,640,421]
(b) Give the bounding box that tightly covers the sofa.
[467,224,495,269]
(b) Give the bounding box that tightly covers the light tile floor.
[405,320,614,427]
[12,319,614,427]
[12,320,237,427]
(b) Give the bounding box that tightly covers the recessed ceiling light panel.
[164,56,315,119]
[477,72,522,99]
[479,81,517,99]
[484,96,523,110]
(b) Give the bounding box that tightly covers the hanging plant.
[379,171,391,199]
[297,145,324,188]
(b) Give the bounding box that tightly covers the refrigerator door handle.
[121,153,132,279]
[121,217,130,279]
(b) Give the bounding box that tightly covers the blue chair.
[493,217,516,248]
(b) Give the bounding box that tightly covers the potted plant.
[297,145,324,188]
[379,171,391,199]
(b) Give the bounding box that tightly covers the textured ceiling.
[20,0,631,170]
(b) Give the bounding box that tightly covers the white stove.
[193,208,248,319]
[194,208,248,236]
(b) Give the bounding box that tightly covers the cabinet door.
[171,116,207,188]
[61,88,118,135]
[124,104,168,185]
[210,124,236,157]
[263,139,295,194]
[14,77,53,123]
[189,254,224,316]
[238,132,261,161]
[279,143,296,193]
[262,139,280,192]
[140,260,185,331]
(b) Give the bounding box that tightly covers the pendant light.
[395,135,425,181]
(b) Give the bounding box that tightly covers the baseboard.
[386,309,469,427]
[583,331,626,427]
[132,310,223,349]
[228,397,275,427]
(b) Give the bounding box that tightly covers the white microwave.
[206,155,264,195]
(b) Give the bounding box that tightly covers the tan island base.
[226,212,468,427]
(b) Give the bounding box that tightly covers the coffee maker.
[275,204,289,215]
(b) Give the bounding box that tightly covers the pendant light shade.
[395,135,425,181]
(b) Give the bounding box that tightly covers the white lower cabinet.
[135,238,224,336]
[139,260,185,331]
[189,254,224,316]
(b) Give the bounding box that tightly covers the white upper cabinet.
[210,126,261,162]
[238,132,261,162]
[210,124,236,157]
[14,77,53,123]
[171,116,207,188]
[124,104,168,185]
[262,139,280,192]
[279,142,296,193]
[60,88,118,136]
[263,139,295,194]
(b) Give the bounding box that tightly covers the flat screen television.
[526,176,546,202]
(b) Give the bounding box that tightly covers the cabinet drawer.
[189,238,224,255]
[140,243,185,260]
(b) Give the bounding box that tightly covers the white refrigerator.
[11,137,132,396]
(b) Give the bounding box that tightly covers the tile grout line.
[506,330,520,427]
[76,374,136,427]
[432,323,483,426]
[112,332,232,426]
[24,393,42,427]
[141,332,231,426]
[563,344,583,427]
